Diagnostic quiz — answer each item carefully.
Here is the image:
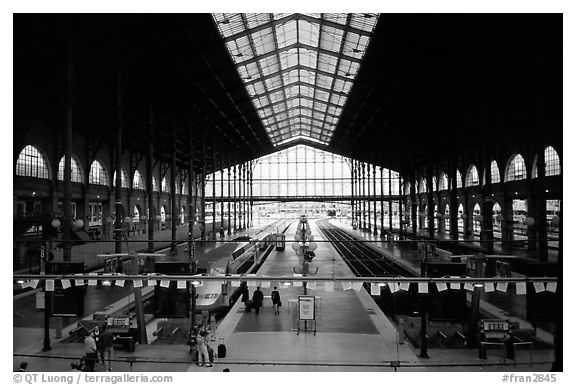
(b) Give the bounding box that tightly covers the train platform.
[199,220,554,372]
[12,221,278,370]
[329,219,555,346]
[12,219,555,372]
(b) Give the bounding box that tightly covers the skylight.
[213,13,379,146]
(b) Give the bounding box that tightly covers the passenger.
[241,283,250,310]
[99,324,115,372]
[92,325,104,365]
[252,286,264,315]
[196,330,211,367]
[271,286,281,315]
[83,330,98,372]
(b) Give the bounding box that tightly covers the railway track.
[316,220,415,278]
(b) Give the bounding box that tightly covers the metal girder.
[220,13,373,45]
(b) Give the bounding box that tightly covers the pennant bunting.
[388,282,398,293]
[399,282,410,291]
[231,280,240,287]
[533,282,545,293]
[516,282,527,295]
[371,283,381,295]
[61,279,71,289]
[464,282,474,291]
[342,281,353,291]
[45,280,54,291]
[293,280,302,287]
[260,281,270,288]
[74,275,85,286]
[115,278,125,287]
[133,280,143,288]
[88,274,97,286]
[307,281,316,289]
[418,282,428,294]
[484,282,495,292]
[496,282,508,292]
[160,280,170,288]
[20,280,30,289]
[324,281,334,292]
[546,282,557,293]
[177,280,187,289]
[436,282,448,292]
[352,282,363,291]
[449,282,460,290]
[30,280,39,289]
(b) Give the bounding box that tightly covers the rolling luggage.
[244,300,253,312]
[218,338,227,358]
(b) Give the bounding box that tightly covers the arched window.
[419,177,427,193]
[465,165,479,187]
[439,173,449,190]
[152,176,159,192]
[490,160,501,183]
[16,145,49,179]
[161,177,169,193]
[89,160,108,185]
[505,154,527,182]
[112,169,128,188]
[456,170,463,188]
[432,176,437,191]
[57,156,83,183]
[533,146,561,178]
[133,170,144,190]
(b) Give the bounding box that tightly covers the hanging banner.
[436,282,448,292]
[516,282,527,295]
[546,282,557,293]
[299,295,315,320]
[370,283,380,295]
[323,282,334,292]
[484,282,495,292]
[533,282,545,293]
[496,282,508,292]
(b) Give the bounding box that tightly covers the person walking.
[99,324,115,372]
[271,286,281,315]
[252,286,264,315]
[240,282,251,311]
[84,331,98,372]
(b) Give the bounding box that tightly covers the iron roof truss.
[213,13,379,146]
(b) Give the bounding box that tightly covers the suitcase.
[207,345,214,363]
[245,300,253,312]
[217,338,227,358]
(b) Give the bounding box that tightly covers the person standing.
[252,286,264,315]
[271,286,281,315]
[99,324,115,372]
[84,331,98,372]
[196,330,212,367]
[92,326,104,365]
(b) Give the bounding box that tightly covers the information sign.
[298,295,315,320]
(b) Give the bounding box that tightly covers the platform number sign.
[299,296,315,320]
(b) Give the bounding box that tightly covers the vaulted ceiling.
[14,14,562,175]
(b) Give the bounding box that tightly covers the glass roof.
[213,13,379,146]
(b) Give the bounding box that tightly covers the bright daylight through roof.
[213,13,379,146]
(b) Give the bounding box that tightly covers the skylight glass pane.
[319,25,344,51]
[245,13,271,29]
[213,13,380,146]
[349,14,378,32]
[299,48,318,68]
[275,19,298,49]
[298,19,320,47]
[251,27,276,55]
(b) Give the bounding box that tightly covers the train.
[195,220,290,313]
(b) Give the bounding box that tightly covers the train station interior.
[11,11,563,373]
